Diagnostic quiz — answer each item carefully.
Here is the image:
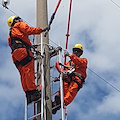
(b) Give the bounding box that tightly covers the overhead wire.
[49,40,120,93]
[1,2,120,120]
[88,67,120,92]
[49,38,60,47]
[1,0,120,95]
[0,1,64,49]
[0,1,65,51]
[0,1,37,50]
[111,0,120,9]
[0,2,34,26]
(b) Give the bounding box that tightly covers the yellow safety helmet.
[7,16,16,27]
[73,44,83,55]
[73,44,83,51]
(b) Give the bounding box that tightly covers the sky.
[0,0,120,120]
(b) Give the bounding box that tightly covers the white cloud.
[97,92,120,114]
[0,0,120,120]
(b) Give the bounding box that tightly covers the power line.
[1,0,120,94]
[111,0,120,9]
[0,1,37,44]
[42,39,120,93]
[88,67,120,93]
[0,2,33,26]
[0,1,65,50]
[50,0,119,93]
[0,1,65,49]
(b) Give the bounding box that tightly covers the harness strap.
[68,60,85,91]
[69,60,75,67]
[14,50,33,68]
[63,75,84,91]
[14,61,20,68]
[9,28,31,53]
[19,53,33,66]
[11,41,26,53]
[10,28,33,68]
[72,79,82,91]
[63,78,71,85]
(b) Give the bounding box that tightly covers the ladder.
[24,33,47,120]
[58,46,65,120]
[24,34,67,120]
[51,43,67,120]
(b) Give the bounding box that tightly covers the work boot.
[55,95,61,110]
[25,91,32,105]
[30,89,41,103]
[52,101,57,114]
[52,95,61,114]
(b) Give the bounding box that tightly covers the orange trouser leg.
[17,65,28,92]
[63,80,69,96]
[64,81,78,106]
[12,48,37,92]
[17,60,36,92]
[22,59,36,91]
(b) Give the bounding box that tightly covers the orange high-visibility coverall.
[8,21,43,92]
[63,54,87,106]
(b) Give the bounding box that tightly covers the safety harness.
[9,28,33,68]
[63,60,85,91]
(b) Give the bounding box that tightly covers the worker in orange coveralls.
[7,16,49,104]
[52,44,88,114]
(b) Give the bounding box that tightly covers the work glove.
[64,50,70,57]
[42,26,50,32]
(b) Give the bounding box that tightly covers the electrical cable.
[1,0,120,96]
[88,67,120,92]
[111,0,120,9]
[49,38,120,93]
[0,2,34,26]
[0,1,37,49]
[0,1,65,52]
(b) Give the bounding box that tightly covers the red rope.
[55,0,62,13]
[64,0,72,64]
[44,0,62,37]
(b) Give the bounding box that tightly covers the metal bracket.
[49,46,62,58]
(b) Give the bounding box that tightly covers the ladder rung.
[52,104,61,110]
[27,96,49,105]
[27,98,41,105]
[51,91,59,96]
[51,78,60,83]
[27,112,41,120]
[29,102,60,119]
